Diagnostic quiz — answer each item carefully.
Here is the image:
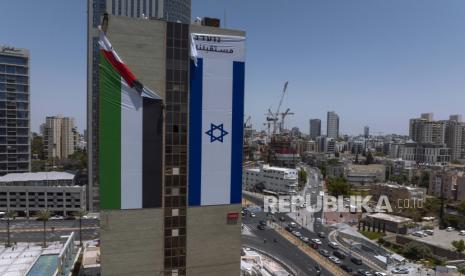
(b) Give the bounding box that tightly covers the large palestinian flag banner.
[98,31,163,210]
[189,33,246,206]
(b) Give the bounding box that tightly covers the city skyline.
[1,1,465,135]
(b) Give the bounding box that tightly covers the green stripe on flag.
[99,52,121,210]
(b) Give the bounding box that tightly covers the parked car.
[459,230,465,236]
[446,227,455,232]
[351,256,363,265]
[292,231,302,238]
[317,232,326,238]
[340,264,353,272]
[311,238,322,245]
[257,224,265,230]
[300,236,310,243]
[424,229,434,235]
[374,272,388,276]
[258,220,266,226]
[333,250,346,259]
[412,231,425,237]
[289,222,297,228]
[328,256,341,264]
[357,270,373,276]
[391,267,409,274]
[279,216,286,222]
[318,249,330,257]
[328,241,339,249]
[249,212,256,218]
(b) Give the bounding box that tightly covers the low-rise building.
[0,171,85,216]
[346,164,386,185]
[365,213,412,234]
[372,182,426,202]
[243,164,298,194]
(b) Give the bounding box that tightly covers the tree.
[403,242,432,260]
[5,211,17,247]
[37,209,52,248]
[419,171,430,188]
[365,151,374,165]
[327,177,351,196]
[31,133,44,160]
[298,169,307,191]
[452,240,465,257]
[72,209,88,246]
[458,201,465,216]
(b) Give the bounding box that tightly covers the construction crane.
[244,115,251,128]
[269,81,289,135]
[279,108,294,133]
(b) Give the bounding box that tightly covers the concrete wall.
[186,204,241,276]
[100,209,164,275]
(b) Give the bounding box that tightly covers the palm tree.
[5,210,17,247]
[72,209,88,246]
[37,209,52,248]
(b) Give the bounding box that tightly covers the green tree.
[365,151,374,165]
[5,211,17,247]
[72,209,88,246]
[31,133,44,159]
[403,242,432,260]
[452,240,465,257]
[327,177,351,196]
[419,171,430,188]
[37,209,52,248]
[458,201,465,216]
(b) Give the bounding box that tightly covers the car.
[446,227,455,232]
[279,216,286,222]
[258,220,266,226]
[316,218,322,223]
[357,270,373,276]
[459,230,465,236]
[289,222,297,228]
[424,229,434,235]
[249,212,256,218]
[391,267,409,274]
[374,272,388,276]
[257,224,265,230]
[292,231,302,238]
[317,232,326,238]
[351,256,363,265]
[333,250,346,259]
[318,249,330,257]
[285,226,293,232]
[311,238,322,245]
[328,241,339,249]
[50,215,63,220]
[300,236,310,243]
[328,256,341,264]
[412,231,424,237]
[340,264,353,272]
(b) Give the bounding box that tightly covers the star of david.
[205,123,228,143]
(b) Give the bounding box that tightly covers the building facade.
[42,116,77,160]
[327,111,339,139]
[0,46,30,175]
[87,0,191,211]
[0,171,84,216]
[429,170,464,201]
[243,164,298,194]
[309,118,321,140]
[98,16,244,276]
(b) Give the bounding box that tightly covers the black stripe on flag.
[142,97,163,208]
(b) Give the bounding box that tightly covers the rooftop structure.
[243,164,298,194]
[0,171,75,185]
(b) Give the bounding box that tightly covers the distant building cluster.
[41,116,80,160]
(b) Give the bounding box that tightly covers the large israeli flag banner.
[189,33,246,206]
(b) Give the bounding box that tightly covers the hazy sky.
[1,1,464,135]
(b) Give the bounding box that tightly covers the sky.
[1,1,465,135]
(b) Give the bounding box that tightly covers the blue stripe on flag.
[189,58,203,206]
[230,61,245,204]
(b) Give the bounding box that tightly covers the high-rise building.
[309,118,321,140]
[327,111,339,139]
[87,0,191,211]
[42,116,77,160]
[97,15,245,276]
[421,112,434,121]
[0,46,30,175]
[364,126,369,138]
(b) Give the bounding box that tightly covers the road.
[0,218,99,243]
[242,212,331,275]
